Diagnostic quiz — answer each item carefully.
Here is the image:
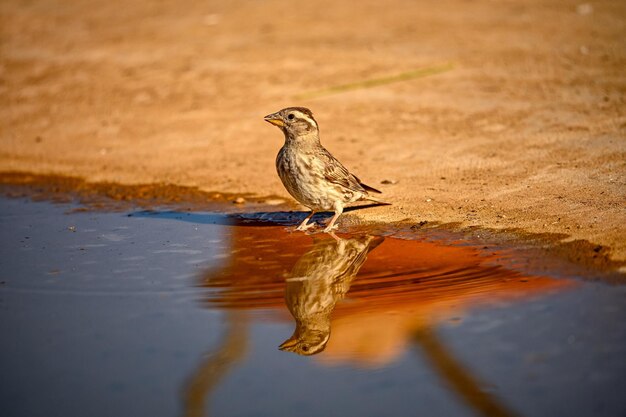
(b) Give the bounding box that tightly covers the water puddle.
[1,196,625,417]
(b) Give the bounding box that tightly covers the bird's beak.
[264,112,285,127]
[278,338,297,351]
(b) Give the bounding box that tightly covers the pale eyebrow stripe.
[295,112,318,128]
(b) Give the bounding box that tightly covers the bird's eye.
[287,114,295,120]
[302,345,309,352]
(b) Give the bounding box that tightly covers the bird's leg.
[296,211,316,231]
[323,205,343,233]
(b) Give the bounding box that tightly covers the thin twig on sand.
[294,63,455,100]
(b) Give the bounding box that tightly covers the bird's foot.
[323,224,338,233]
[296,222,316,231]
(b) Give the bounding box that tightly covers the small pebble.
[380,179,397,185]
[481,123,506,133]
[576,3,593,15]
[233,197,245,204]
[133,91,153,105]
[410,221,428,230]
[264,198,285,205]
[202,13,221,26]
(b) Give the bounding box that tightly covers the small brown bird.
[264,107,387,233]
[279,234,384,355]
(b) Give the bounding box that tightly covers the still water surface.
[0,197,625,417]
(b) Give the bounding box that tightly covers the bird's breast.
[276,147,336,210]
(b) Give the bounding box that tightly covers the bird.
[279,234,384,355]
[264,107,388,233]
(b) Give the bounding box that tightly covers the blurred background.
[1,0,624,258]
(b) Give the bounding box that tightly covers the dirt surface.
[1,0,624,260]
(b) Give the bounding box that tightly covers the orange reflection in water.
[200,224,575,365]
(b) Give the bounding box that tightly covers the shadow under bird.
[279,234,384,355]
[264,107,389,233]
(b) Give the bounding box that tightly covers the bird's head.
[278,328,330,356]
[264,107,319,139]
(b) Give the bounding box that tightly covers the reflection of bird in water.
[279,234,384,355]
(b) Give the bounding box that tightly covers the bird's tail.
[359,182,382,194]
[357,180,390,205]
[361,194,392,206]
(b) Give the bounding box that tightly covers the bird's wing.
[318,148,368,193]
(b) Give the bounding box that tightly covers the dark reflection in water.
[413,327,520,417]
[183,311,248,417]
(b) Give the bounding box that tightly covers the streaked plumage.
[264,107,387,233]
[279,234,384,355]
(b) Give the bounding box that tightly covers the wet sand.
[1,0,625,262]
[2,172,623,275]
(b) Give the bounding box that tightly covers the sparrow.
[279,234,384,355]
[264,107,388,233]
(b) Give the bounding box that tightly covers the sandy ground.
[1,0,624,261]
